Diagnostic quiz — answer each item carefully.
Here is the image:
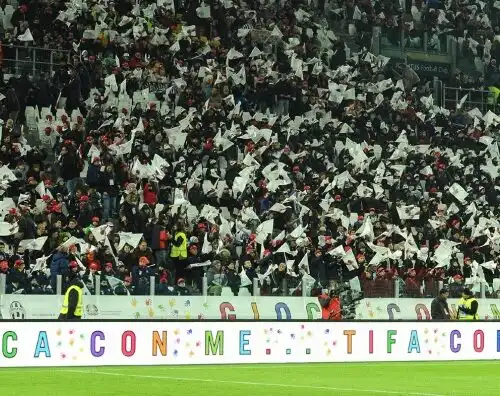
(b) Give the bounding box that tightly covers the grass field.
[0,361,498,395]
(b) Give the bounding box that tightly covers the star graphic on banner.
[264,329,268,335]
[56,329,62,336]
[306,331,312,337]
[300,325,305,329]
[69,339,75,346]
[196,341,201,347]
[168,299,176,308]
[198,314,205,320]
[60,353,67,359]
[332,340,337,346]
[176,338,181,344]
[424,328,429,334]
[203,302,209,309]
[277,329,282,334]
[485,315,490,320]
[324,342,328,346]
[366,302,371,308]
[187,329,193,335]
[290,334,295,339]
[174,329,180,336]
[173,350,178,357]
[433,329,438,334]
[324,329,330,334]
[326,349,331,356]
[146,298,152,306]
[424,339,429,344]
[69,329,75,335]
[185,342,191,348]
[189,351,194,357]
[57,341,62,347]
[185,300,191,307]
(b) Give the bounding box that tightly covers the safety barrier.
[1,44,71,76]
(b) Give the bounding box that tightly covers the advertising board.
[0,321,498,367]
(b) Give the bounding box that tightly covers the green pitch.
[0,361,498,395]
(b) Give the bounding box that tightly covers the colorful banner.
[3,296,500,320]
[0,296,322,320]
[356,299,500,320]
[0,322,498,367]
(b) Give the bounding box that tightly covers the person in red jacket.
[143,181,158,205]
[318,290,342,320]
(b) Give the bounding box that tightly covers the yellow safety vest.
[457,297,478,320]
[60,285,83,317]
[487,86,500,106]
[170,232,187,259]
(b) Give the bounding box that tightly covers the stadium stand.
[0,0,498,301]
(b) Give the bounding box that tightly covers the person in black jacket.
[431,288,451,320]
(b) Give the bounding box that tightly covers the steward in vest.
[170,226,188,260]
[457,288,479,320]
[59,278,84,320]
[170,223,188,280]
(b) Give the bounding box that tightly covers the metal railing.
[0,274,310,297]
[442,86,491,114]
[0,273,492,299]
[378,27,450,56]
[1,44,71,76]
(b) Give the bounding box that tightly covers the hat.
[139,256,150,265]
[177,278,185,285]
[80,195,89,202]
[105,262,113,268]
[92,216,100,223]
[462,288,473,296]
[89,263,99,271]
[14,259,24,267]
[439,288,449,294]
[69,261,78,269]
[92,157,100,163]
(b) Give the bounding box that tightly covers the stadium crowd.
[0,0,498,299]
